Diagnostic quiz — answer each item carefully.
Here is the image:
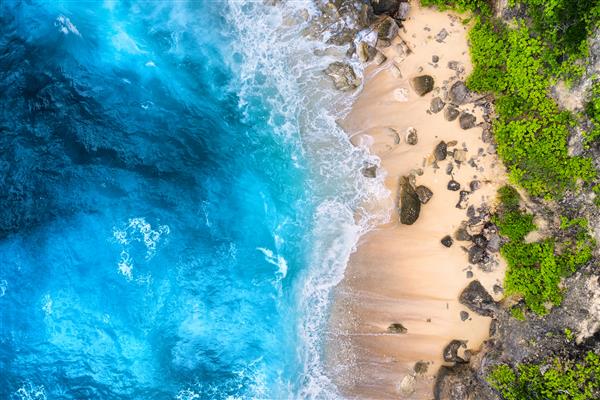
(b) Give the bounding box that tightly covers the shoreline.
[326,5,507,399]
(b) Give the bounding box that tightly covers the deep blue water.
[0,1,387,398]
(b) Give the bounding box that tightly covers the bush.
[420,0,492,14]
[488,352,600,400]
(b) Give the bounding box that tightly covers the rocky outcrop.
[459,280,497,317]
[443,340,467,363]
[325,62,360,91]
[398,176,421,225]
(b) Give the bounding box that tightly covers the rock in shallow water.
[410,75,434,96]
[325,62,360,91]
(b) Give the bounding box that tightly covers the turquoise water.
[0,1,387,399]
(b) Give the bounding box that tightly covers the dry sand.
[326,5,507,399]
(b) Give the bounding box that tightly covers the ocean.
[0,1,388,398]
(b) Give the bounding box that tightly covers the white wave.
[257,247,289,278]
[225,1,390,398]
[0,279,7,297]
[55,15,80,36]
[14,383,47,400]
[42,294,53,316]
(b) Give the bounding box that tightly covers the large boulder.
[325,62,360,91]
[410,75,434,96]
[375,16,399,42]
[398,176,421,225]
[370,0,400,15]
[396,2,410,20]
[459,280,498,317]
[443,340,467,363]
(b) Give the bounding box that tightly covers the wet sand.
[326,5,507,399]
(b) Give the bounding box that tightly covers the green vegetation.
[585,81,600,142]
[487,352,600,400]
[493,186,594,315]
[510,305,525,321]
[564,328,574,342]
[420,0,491,14]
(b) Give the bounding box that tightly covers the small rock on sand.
[434,141,447,160]
[470,180,481,191]
[456,190,469,209]
[414,361,429,374]
[459,112,476,129]
[406,127,418,145]
[396,2,410,20]
[435,28,448,42]
[388,322,408,333]
[453,149,467,162]
[449,81,470,105]
[447,180,460,191]
[361,164,377,178]
[430,96,446,113]
[410,75,434,96]
[415,185,433,204]
[444,105,460,121]
[398,176,421,225]
[432,55,439,63]
[441,235,454,247]
[460,311,469,321]
[398,375,416,396]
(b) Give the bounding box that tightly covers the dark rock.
[387,322,408,333]
[466,270,474,278]
[456,190,469,209]
[435,364,496,400]
[482,222,498,235]
[362,164,377,178]
[410,75,434,96]
[415,185,433,204]
[493,284,503,295]
[469,180,481,191]
[472,234,488,248]
[444,104,460,121]
[449,81,470,105]
[371,0,400,15]
[414,361,429,374]
[376,16,399,42]
[434,141,447,161]
[357,41,377,62]
[443,340,466,363]
[441,235,454,247]
[396,2,410,20]
[406,127,418,145]
[460,311,469,321]
[430,96,446,113]
[325,62,360,91]
[468,246,486,264]
[459,112,476,129]
[398,177,421,225]
[459,280,497,317]
[447,180,460,191]
[487,233,501,253]
[455,227,472,241]
[432,55,440,63]
[435,28,449,42]
[447,60,465,73]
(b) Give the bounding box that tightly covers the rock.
[460,311,469,321]
[362,164,377,178]
[459,112,476,129]
[447,60,465,73]
[447,180,460,191]
[456,190,469,209]
[325,62,360,91]
[493,284,503,295]
[472,234,488,248]
[414,361,429,374]
[455,227,472,241]
[434,141,447,161]
[443,340,466,363]
[415,185,433,204]
[441,235,454,247]
[399,374,416,396]
[388,322,408,333]
[459,280,498,317]
[371,0,400,15]
[410,75,434,96]
[469,180,481,191]
[430,96,446,113]
[468,245,486,264]
[406,127,418,145]
[487,233,501,252]
[447,140,458,147]
[444,105,460,121]
[390,63,402,78]
[396,2,410,20]
[376,16,399,42]
[445,163,454,175]
[453,149,467,162]
[432,55,440,63]
[435,28,449,43]
[398,177,421,225]
[449,81,470,105]
[373,51,387,65]
[357,41,376,62]
[466,270,474,278]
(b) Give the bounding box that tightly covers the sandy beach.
[326,5,507,399]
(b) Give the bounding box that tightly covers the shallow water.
[0,1,387,398]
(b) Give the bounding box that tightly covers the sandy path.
[326,5,507,399]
